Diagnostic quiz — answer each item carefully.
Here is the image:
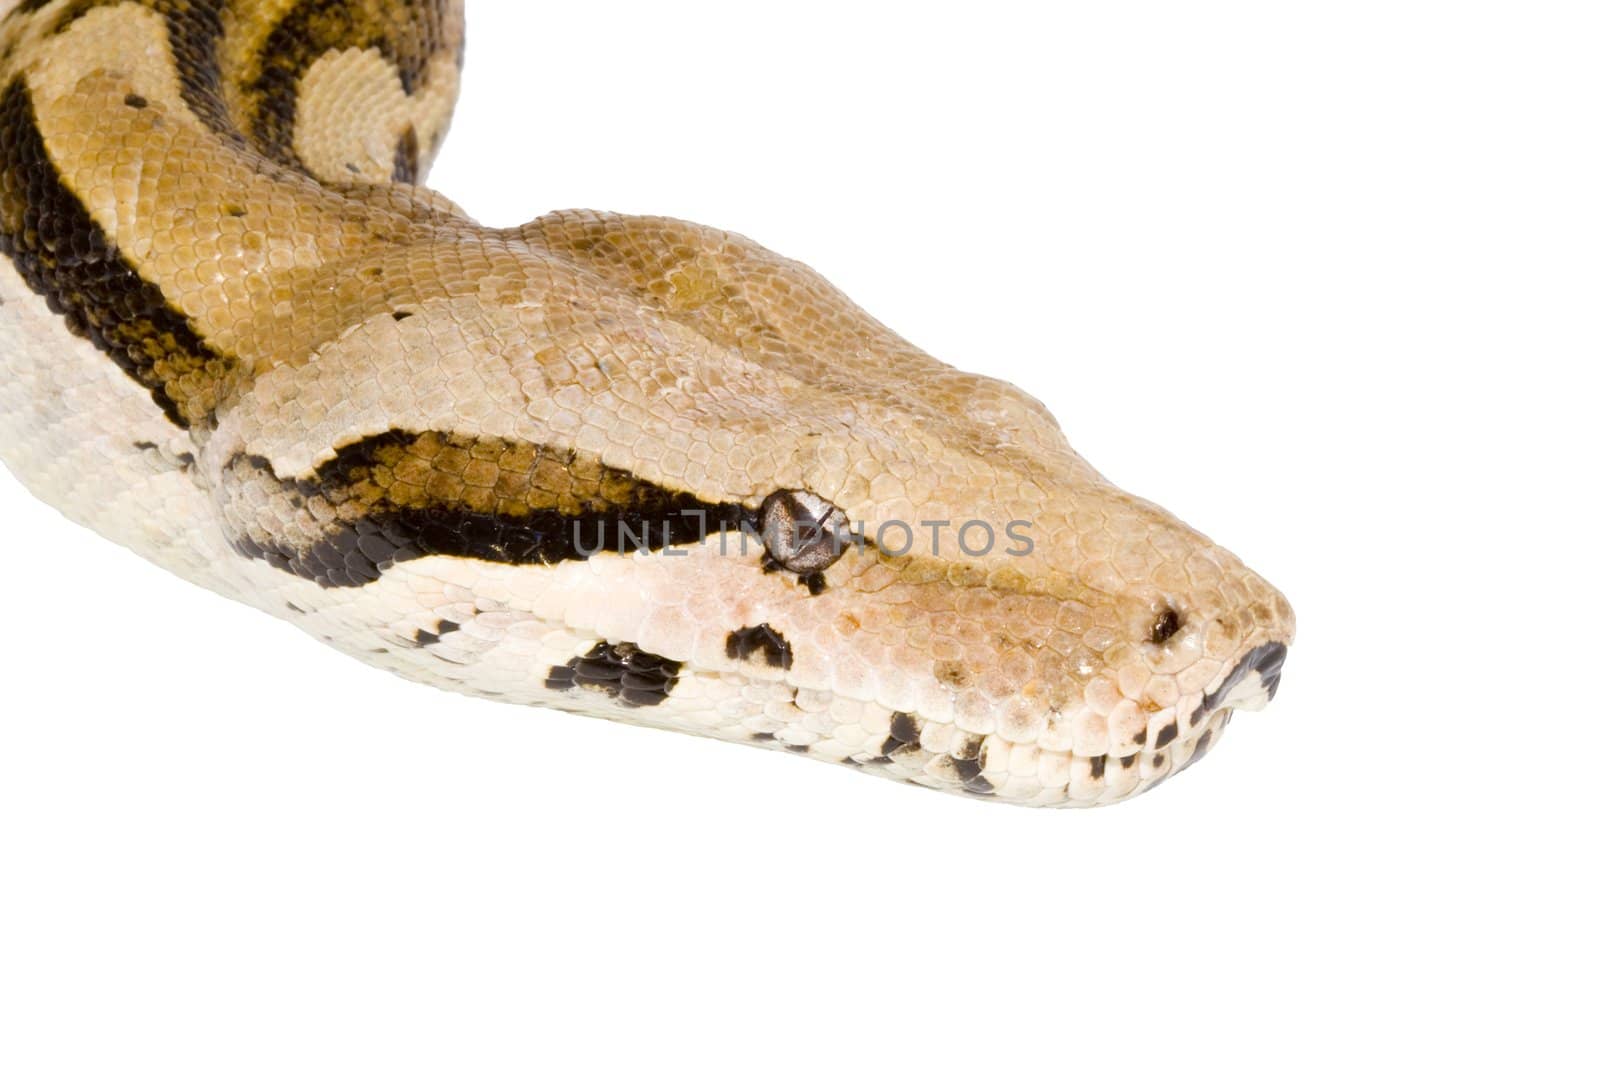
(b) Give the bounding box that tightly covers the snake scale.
[0,0,1293,807]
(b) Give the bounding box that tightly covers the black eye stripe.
[221,430,750,588]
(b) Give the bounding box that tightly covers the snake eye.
[760,490,851,575]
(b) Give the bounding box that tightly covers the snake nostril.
[1149,607,1184,645]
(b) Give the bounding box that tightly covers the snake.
[0,0,1294,807]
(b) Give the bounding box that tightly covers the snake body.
[0,0,1294,807]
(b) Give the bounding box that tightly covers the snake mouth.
[1201,641,1288,715]
[1147,642,1288,791]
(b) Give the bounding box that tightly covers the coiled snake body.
[0,0,1294,806]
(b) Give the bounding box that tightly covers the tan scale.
[0,0,1294,806]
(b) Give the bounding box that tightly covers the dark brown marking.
[962,774,995,795]
[725,624,794,670]
[0,79,237,428]
[950,754,984,783]
[413,619,459,647]
[1155,722,1179,749]
[124,93,149,109]
[948,735,986,783]
[161,0,239,143]
[1089,754,1107,780]
[890,712,919,743]
[545,641,682,708]
[224,429,751,588]
[391,123,419,182]
[881,711,920,757]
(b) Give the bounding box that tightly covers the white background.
[2,2,1595,1063]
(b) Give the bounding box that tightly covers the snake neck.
[0,0,473,436]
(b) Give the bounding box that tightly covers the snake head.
[194,208,1295,808]
[473,213,1299,806]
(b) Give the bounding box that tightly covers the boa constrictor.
[0,0,1294,807]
